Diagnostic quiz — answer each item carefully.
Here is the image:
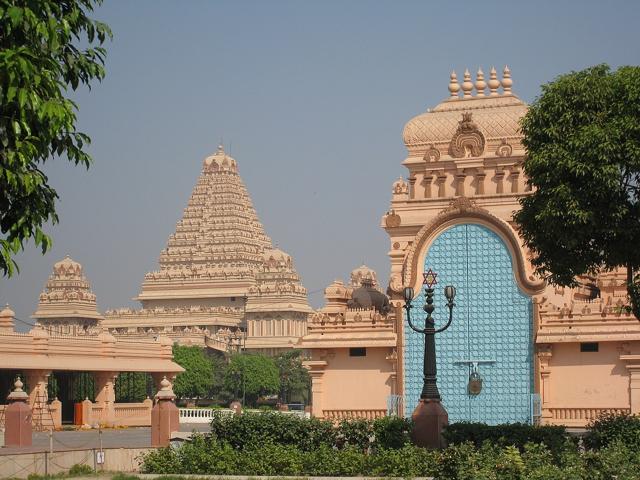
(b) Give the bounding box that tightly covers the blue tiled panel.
[404,224,533,424]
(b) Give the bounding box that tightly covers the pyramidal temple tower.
[103,145,312,353]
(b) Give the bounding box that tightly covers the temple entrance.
[404,223,534,424]
[48,372,95,424]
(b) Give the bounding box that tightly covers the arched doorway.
[404,223,534,424]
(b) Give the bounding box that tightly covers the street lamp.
[403,268,456,449]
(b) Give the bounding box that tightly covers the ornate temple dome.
[350,264,378,288]
[402,67,526,158]
[32,256,103,324]
[0,304,15,332]
[263,248,292,269]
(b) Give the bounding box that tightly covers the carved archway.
[403,197,545,296]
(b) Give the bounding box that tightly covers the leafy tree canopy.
[224,352,280,406]
[275,349,310,403]
[172,344,216,400]
[0,0,111,276]
[515,64,640,318]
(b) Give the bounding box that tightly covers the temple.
[102,145,312,353]
[2,66,640,430]
[32,256,103,335]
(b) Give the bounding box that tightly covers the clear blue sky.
[2,0,640,329]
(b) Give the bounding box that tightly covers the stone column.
[151,377,180,447]
[475,171,486,195]
[408,174,417,200]
[422,171,434,198]
[305,360,328,418]
[625,363,640,415]
[94,371,118,427]
[25,370,51,406]
[510,168,521,193]
[495,168,505,194]
[5,377,32,447]
[437,173,447,197]
[537,345,553,424]
[455,171,466,196]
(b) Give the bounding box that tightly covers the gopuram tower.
[103,145,312,354]
[32,256,103,335]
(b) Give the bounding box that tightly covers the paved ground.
[0,423,210,455]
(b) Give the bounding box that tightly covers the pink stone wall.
[320,347,393,413]
[549,342,629,408]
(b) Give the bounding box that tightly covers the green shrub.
[140,435,640,479]
[443,422,568,453]
[67,464,93,476]
[210,410,336,450]
[208,410,410,452]
[584,412,640,450]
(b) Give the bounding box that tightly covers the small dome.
[402,96,526,151]
[0,304,15,318]
[263,248,292,269]
[324,280,348,299]
[350,264,378,288]
[348,283,391,315]
[53,255,83,276]
[203,144,237,172]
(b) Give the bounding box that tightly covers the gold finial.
[501,65,513,95]
[488,66,500,96]
[462,69,473,98]
[448,70,460,99]
[475,68,486,97]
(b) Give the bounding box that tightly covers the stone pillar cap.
[7,376,29,402]
[155,376,176,401]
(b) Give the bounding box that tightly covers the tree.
[0,0,111,276]
[224,353,280,407]
[515,64,640,319]
[172,345,215,402]
[275,349,310,404]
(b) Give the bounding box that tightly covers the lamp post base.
[411,398,448,449]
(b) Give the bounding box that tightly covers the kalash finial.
[501,65,513,95]
[462,69,473,98]
[8,376,29,401]
[488,67,500,96]
[448,71,460,99]
[475,68,486,97]
[155,375,176,401]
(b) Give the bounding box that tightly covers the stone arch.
[403,197,544,296]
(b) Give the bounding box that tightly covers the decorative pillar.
[408,174,417,200]
[620,354,640,415]
[510,168,520,193]
[437,173,447,197]
[151,376,180,447]
[627,365,640,415]
[25,370,51,406]
[537,345,553,423]
[94,371,118,426]
[5,377,32,447]
[305,360,328,418]
[494,168,505,194]
[475,171,486,195]
[422,171,434,198]
[455,171,466,197]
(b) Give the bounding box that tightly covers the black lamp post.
[402,268,456,449]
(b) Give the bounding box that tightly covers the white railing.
[179,408,232,423]
[178,407,309,423]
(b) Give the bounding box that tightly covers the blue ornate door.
[404,223,533,424]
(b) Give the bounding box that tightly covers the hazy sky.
[2,0,640,329]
